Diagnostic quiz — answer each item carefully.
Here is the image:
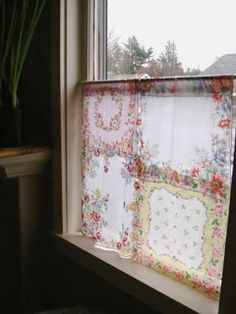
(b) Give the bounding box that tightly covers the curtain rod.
[81,74,236,84]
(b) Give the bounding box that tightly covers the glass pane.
[107,0,236,79]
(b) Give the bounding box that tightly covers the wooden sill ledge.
[0,147,51,178]
[0,146,49,158]
[51,233,219,314]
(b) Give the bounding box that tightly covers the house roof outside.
[202,54,236,75]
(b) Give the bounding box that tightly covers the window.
[52,1,236,313]
[107,0,236,79]
[81,76,234,302]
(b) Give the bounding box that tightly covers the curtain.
[81,77,233,299]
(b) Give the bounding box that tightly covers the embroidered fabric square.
[137,79,232,190]
[81,149,135,257]
[132,181,229,299]
[82,81,137,157]
[132,78,233,299]
[81,77,234,299]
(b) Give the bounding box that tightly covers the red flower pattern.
[218,118,231,129]
[91,211,101,222]
[209,175,224,197]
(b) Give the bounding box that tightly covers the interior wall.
[0,176,22,313]
[47,250,160,314]
[0,2,52,314]
[19,1,52,146]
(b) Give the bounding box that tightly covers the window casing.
[51,1,236,313]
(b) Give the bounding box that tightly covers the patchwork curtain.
[81,77,234,299]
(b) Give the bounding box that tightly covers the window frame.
[51,1,236,313]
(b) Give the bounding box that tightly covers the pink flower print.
[127,162,134,172]
[134,181,141,190]
[162,265,170,273]
[136,237,143,246]
[140,139,144,149]
[208,268,219,278]
[151,169,158,178]
[84,194,90,203]
[135,156,146,177]
[191,167,200,178]
[215,204,224,216]
[94,149,100,157]
[212,248,221,258]
[133,221,143,228]
[202,159,210,169]
[136,118,142,126]
[94,232,101,240]
[200,183,208,195]
[96,115,103,127]
[147,255,155,266]
[213,227,222,238]
[218,118,231,129]
[193,278,202,288]
[122,236,129,247]
[170,170,180,184]
[91,211,101,222]
[136,248,144,260]
[117,242,122,250]
[104,165,108,173]
[176,272,184,281]
[204,281,215,293]
[83,107,89,115]
[212,93,222,103]
[181,176,190,186]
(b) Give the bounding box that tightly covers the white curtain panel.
[81,77,234,299]
[82,82,137,257]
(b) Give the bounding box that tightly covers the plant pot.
[0,105,22,148]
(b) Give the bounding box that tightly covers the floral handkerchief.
[82,77,234,299]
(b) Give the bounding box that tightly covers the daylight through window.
[107,0,236,79]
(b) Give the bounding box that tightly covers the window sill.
[50,232,219,314]
[0,149,51,178]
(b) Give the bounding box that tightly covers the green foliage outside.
[107,33,201,79]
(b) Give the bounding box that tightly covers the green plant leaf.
[1,0,46,108]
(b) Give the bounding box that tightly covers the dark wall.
[0,176,22,313]
[19,0,51,146]
[47,251,160,314]
[0,2,51,314]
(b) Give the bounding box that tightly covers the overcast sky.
[108,0,236,71]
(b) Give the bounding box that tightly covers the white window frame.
[51,1,236,313]
[51,0,107,235]
[87,0,107,81]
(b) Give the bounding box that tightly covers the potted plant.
[0,0,46,147]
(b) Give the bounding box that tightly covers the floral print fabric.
[83,81,137,157]
[81,77,233,299]
[82,149,134,257]
[133,181,229,299]
[82,81,138,257]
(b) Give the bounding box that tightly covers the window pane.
[107,0,236,79]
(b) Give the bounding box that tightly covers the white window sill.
[51,233,219,314]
